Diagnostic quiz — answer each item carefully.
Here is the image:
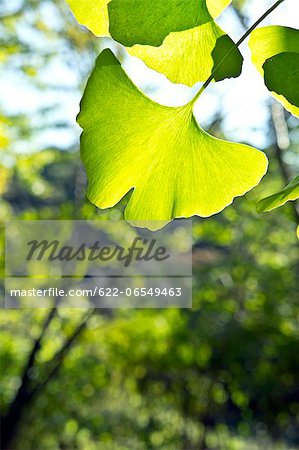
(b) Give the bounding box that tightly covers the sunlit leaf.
[66,0,240,86]
[77,49,268,225]
[66,0,232,43]
[109,0,215,47]
[108,0,242,86]
[257,175,299,213]
[249,26,299,117]
[66,0,110,36]
[129,28,243,87]
[206,0,232,19]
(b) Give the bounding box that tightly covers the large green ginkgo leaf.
[66,0,232,38]
[249,26,299,118]
[65,0,241,87]
[66,0,110,36]
[108,0,242,86]
[108,0,229,47]
[77,49,268,223]
[257,176,299,214]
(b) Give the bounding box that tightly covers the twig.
[28,309,95,401]
[270,102,299,224]
[0,306,58,450]
[271,102,291,184]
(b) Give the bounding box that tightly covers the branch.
[28,309,95,401]
[270,102,299,224]
[271,102,291,184]
[232,6,248,30]
[0,306,57,450]
[1,304,114,450]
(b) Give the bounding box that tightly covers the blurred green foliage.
[0,1,298,449]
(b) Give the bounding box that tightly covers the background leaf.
[249,26,299,117]
[257,175,299,213]
[77,49,267,223]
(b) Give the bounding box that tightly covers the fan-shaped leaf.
[263,53,299,110]
[257,175,299,213]
[109,0,216,47]
[66,0,232,41]
[249,26,299,117]
[66,0,240,86]
[78,49,268,225]
[108,0,242,86]
[128,27,243,87]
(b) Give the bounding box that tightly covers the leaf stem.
[189,0,286,106]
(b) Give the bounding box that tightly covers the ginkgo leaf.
[206,0,232,19]
[65,0,240,86]
[263,53,299,110]
[65,0,231,39]
[108,0,242,86]
[257,176,299,214]
[77,49,268,224]
[249,26,299,118]
[109,0,208,47]
[129,29,243,87]
[66,0,110,36]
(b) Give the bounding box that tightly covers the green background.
[0,0,298,449]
